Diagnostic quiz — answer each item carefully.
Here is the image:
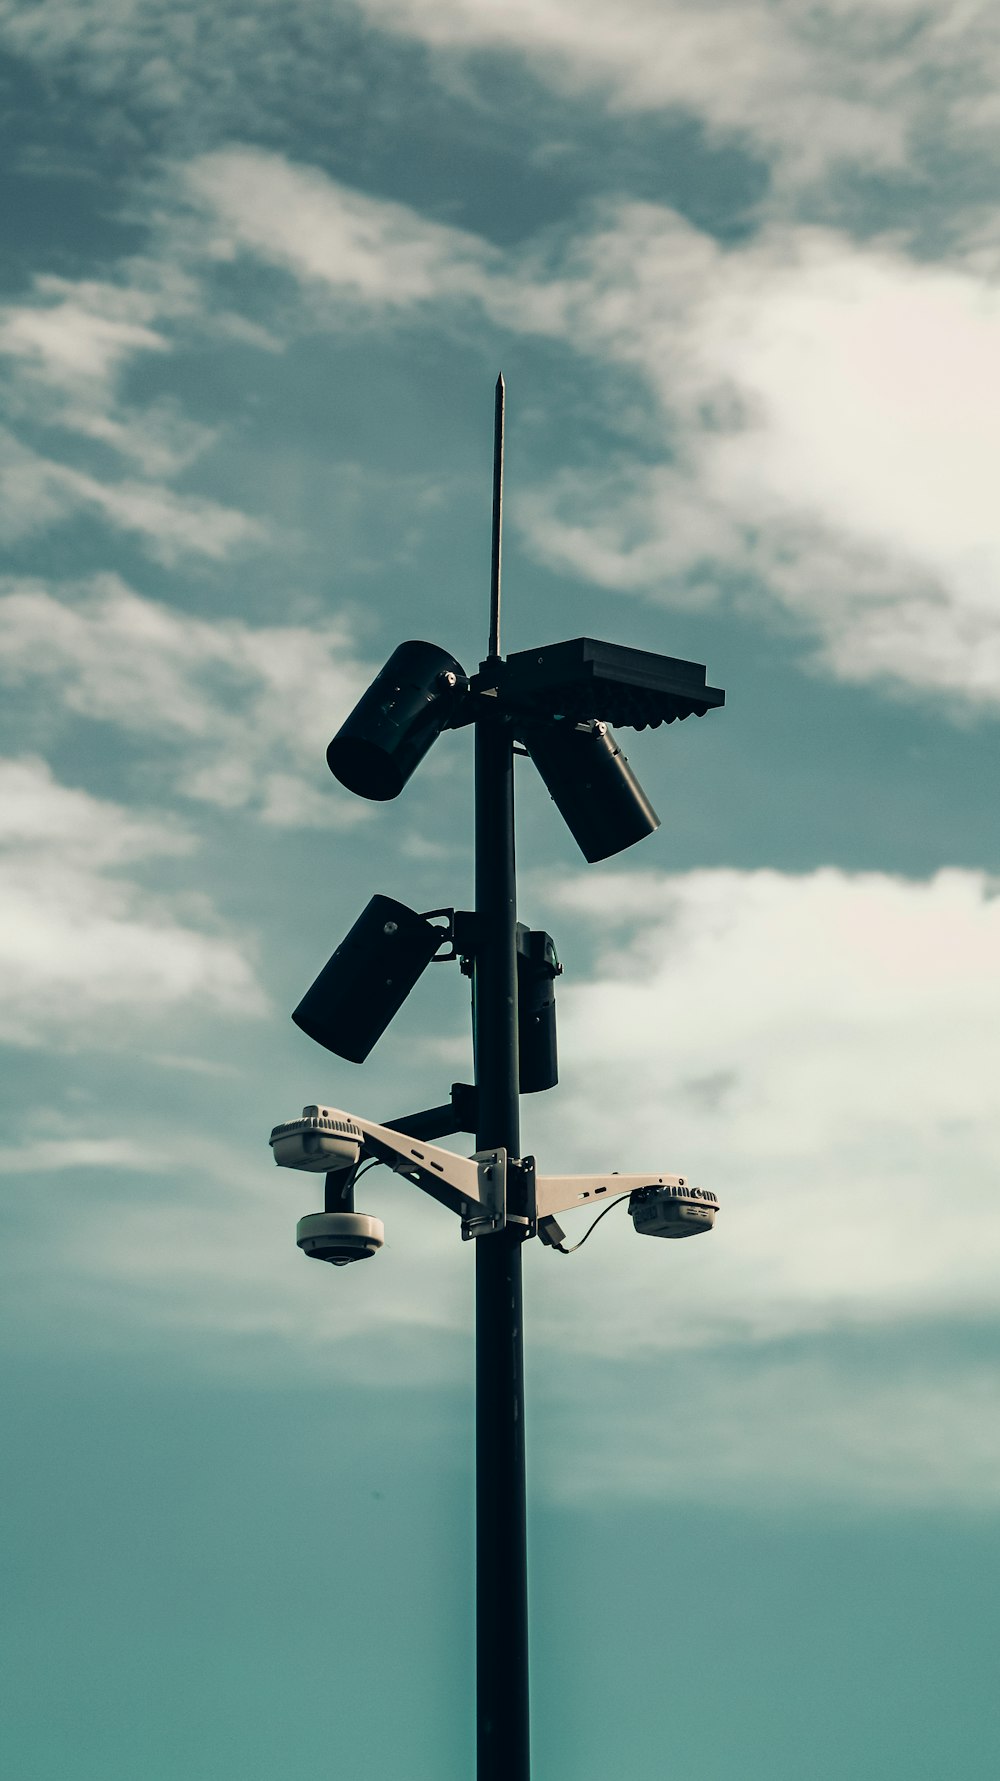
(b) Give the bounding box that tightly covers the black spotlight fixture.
[516,926,561,1093]
[522,719,659,864]
[327,639,467,801]
[292,894,446,1063]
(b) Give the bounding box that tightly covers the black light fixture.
[292,894,445,1063]
[516,926,560,1093]
[326,639,467,801]
[482,631,724,862]
[522,719,659,864]
[495,634,724,728]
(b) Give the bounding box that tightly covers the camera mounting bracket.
[270,1105,507,1233]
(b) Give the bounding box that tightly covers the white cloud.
[74,468,263,561]
[0,1136,160,1174]
[0,750,191,863]
[0,426,262,561]
[0,756,266,1046]
[0,269,261,551]
[60,401,217,482]
[183,146,498,311]
[522,865,1000,1355]
[352,0,1000,194]
[0,574,371,825]
[5,860,999,1506]
[0,270,200,467]
[169,150,1000,707]
[0,274,171,387]
[359,0,914,179]
[6,0,995,191]
[695,233,1000,647]
[511,213,1000,707]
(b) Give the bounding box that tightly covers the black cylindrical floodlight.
[516,927,559,1094]
[292,894,444,1062]
[523,720,660,863]
[327,640,466,801]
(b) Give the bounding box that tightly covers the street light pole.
[473,374,531,1781]
[474,716,529,1780]
[278,375,727,1781]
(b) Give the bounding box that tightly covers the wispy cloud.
[0,266,262,559]
[0,575,370,825]
[182,145,498,311]
[498,208,1000,708]
[5,858,999,1509]
[0,431,262,561]
[0,755,266,1047]
[3,133,996,708]
[539,1343,1000,1510]
[0,1136,164,1174]
[6,0,999,196]
[358,0,916,181]
[0,274,171,385]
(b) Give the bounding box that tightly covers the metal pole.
[474,373,530,1781]
[487,372,505,663]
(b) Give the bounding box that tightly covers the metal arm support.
[381,1083,478,1141]
[270,1104,506,1229]
[534,1170,695,1220]
[271,1108,716,1240]
[358,1116,506,1228]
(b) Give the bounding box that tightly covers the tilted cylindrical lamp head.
[327,640,467,801]
[523,720,660,863]
[292,894,444,1063]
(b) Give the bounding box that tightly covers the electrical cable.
[326,1155,381,1204]
[554,1193,629,1254]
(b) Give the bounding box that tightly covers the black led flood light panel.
[493,636,725,729]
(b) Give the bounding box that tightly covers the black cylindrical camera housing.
[292,894,444,1063]
[516,927,559,1094]
[523,720,660,863]
[327,640,466,801]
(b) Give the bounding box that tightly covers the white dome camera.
[296,1211,385,1266]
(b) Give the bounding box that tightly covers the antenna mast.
[488,372,505,661]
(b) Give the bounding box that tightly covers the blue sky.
[2,4,999,1777]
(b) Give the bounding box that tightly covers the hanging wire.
[327,1155,381,1204]
[553,1194,630,1254]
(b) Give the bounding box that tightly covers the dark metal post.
[474,714,529,1781]
[474,369,530,1781]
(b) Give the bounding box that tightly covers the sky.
[2,3,999,1777]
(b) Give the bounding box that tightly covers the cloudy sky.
[2,3,999,1777]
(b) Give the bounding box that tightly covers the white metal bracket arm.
[269,1105,507,1233]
